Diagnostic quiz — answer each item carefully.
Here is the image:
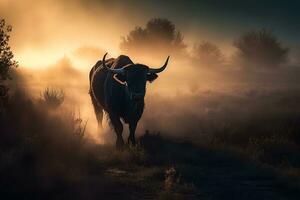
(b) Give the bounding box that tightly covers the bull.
[89,53,169,149]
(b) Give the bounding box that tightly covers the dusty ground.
[24,137,298,200]
[3,63,300,200]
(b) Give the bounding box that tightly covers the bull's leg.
[95,110,103,129]
[90,93,103,129]
[110,115,124,149]
[128,122,137,145]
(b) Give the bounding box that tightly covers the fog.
[1,0,254,68]
[2,0,300,144]
[0,0,147,67]
[11,50,300,144]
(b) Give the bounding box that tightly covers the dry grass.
[2,84,300,199]
[40,87,64,108]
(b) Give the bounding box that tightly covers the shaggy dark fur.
[89,55,159,148]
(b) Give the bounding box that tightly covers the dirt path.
[52,138,300,200]
[85,140,300,200]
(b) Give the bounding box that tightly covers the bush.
[41,87,64,108]
[233,29,288,68]
[139,130,166,154]
[120,18,186,56]
[0,88,89,199]
[248,135,300,167]
[192,41,224,66]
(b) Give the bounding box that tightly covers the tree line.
[0,17,293,100]
[121,18,289,68]
[0,19,17,105]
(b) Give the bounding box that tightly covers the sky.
[0,0,299,68]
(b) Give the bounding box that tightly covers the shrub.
[120,18,186,56]
[0,88,90,199]
[248,135,300,167]
[192,41,224,66]
[233,29,288,68]
[139,130,166,154]
[41,87,64,108]
[164,166,180,191]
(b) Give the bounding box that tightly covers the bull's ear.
[147,73,158,83]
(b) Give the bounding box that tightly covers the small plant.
[126,143,147,163]
[72,111,87,146]
[159,167,199,199]
[248,135,299,166]
[61,109,87,148]
[41,87,64,108]
[164,166,181,191]
[139,130,166,154]
[74,117,87,140]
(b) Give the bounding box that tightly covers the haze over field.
[1,0,300,67]
[3,1,300,199]
[1,0,300,143]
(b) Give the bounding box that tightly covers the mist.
[3,1,300,199]
[2,0,300,144]
[11,50,300,145]
[3,0,299,69]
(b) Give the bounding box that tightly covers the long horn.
[102,53,125,74]
[148,56,170,74]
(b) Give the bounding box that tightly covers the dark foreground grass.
[1,89,300,199]
[42,133,299,200]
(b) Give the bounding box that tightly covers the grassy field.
[1,87,300,200]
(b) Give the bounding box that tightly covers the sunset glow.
[1,1,300,199]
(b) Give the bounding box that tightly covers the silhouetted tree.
[120,18,186,56]
[0,19,17,104]
[193,41,224,66]
[233,29,288,68]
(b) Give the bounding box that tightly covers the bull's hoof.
[116,138,125,150]
[127,137,136,146]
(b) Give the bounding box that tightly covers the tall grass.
[0,87,91,199]
[40,87,64,108]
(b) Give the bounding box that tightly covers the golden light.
[15,49,67,69]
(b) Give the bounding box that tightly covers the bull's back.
[90,56,133,115]
[89,61,101,83]
[89,61,110,109]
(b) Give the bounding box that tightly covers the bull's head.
[102,53,169,101]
